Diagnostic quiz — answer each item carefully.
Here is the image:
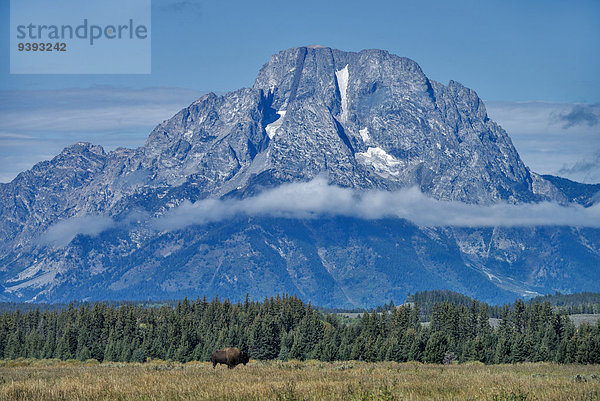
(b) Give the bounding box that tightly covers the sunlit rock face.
[0,47,597,307]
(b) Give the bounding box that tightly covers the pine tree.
[424,332,448,364]
[132,348,146,363]
[289,307,323,360]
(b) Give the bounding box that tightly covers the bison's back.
[224,347,241,359]
[211,350,227,361]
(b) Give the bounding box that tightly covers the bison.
[210,347,249,369]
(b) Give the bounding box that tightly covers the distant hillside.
[3,291,599,317]
[542,175,600,206]
[406,290,600,319]
[0,299,179,313]
[406,290,502,319]
[0,302,68,313]
[529,292,600,314]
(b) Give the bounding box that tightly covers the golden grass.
[0,359,598,400]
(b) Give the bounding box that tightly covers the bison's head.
[240,351,249,365]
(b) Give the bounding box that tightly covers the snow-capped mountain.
[0,46,598,306]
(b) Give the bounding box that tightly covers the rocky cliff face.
[0,47,597,306]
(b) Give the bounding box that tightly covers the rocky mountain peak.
[247,46,559,203]
[253,47,430,115]
[5,47,563,207]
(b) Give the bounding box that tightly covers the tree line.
[406,290,504,319]
[0,294,598,364]
[529,292,600,315]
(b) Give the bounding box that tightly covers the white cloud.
[40,215,115,249]
[39,178,600,249]
[559,151,600,184]
[152,178,600,231]
[556,104,600,128]
[0,87,203,132]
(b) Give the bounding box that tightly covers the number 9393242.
[17,42,66,52]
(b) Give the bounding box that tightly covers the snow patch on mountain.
[356,147,402,177]
[335,65,349,123]
[359,127,371,144]
[265,110,287,139]
[5,271,58,293]
[6,263,43,283]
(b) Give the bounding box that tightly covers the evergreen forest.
[0,294,599,365]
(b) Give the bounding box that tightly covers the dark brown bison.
[210,347,249,369]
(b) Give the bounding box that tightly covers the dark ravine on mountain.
[0,46,599,307]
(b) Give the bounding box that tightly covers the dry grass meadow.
[0,359,598,400]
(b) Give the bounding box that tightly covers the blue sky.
[0,0,599,183]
